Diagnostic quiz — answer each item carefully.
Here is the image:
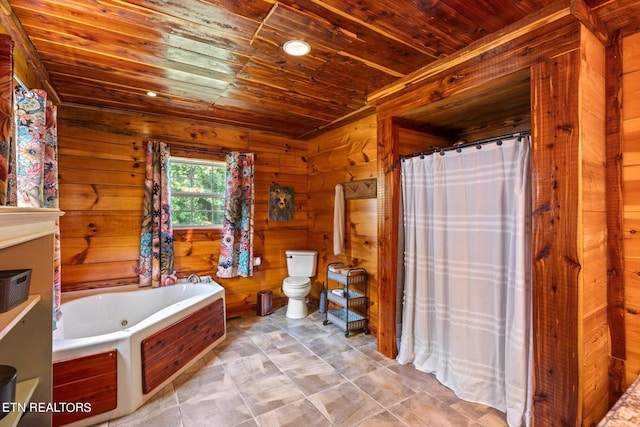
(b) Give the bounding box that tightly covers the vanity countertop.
[599,376,640,426]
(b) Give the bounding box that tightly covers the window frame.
[169,156,226,229]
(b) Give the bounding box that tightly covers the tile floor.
[99,307,508,427]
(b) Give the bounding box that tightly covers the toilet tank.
[285,250,318,277]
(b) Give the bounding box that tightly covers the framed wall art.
[268,185,294,221]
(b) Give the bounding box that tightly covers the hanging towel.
[333,183,345,255]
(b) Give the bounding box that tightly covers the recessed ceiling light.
[283,40,310,56]
[146,91,157,97]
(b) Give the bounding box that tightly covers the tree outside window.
[170,157,226,227]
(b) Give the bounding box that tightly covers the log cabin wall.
[0,24,39,92]
[56,105,309,315]
[374,12,613,425]
[623,30,640,386]
[397,124,451,156]
[578,27,608,426]
[306,115,379,335]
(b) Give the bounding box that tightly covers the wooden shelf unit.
[0,207,64,427]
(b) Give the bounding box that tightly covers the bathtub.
[52,280,226,426]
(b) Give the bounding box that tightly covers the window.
[170,157,226,228]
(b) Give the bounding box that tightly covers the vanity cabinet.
[323,262,369,336]
[0,207,63,427]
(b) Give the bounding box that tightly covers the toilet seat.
[283,277,310,288]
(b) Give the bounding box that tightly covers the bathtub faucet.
[187,274,201,284]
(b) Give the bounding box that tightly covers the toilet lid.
[284,277,310,287]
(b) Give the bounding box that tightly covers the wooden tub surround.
[52,350,117,427]
[141,298,225,394]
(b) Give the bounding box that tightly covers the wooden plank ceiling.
[2,0,640,139]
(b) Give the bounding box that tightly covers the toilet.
[282,250,318,319]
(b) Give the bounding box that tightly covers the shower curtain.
[398,135,531,426]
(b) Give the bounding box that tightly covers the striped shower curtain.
[398,136,532,426]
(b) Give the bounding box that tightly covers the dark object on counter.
[0,365,16,420]
[0,269,32,312]
[257,289,272,316]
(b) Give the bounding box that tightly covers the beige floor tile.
[108,383,177,426]
[308,382,384,427]
[173,363,253,425]
[284,321,334,341]
[390,393,476,426]
[353,367,419,407]
[108,308,514,427]
[476,408,509,426]
[353,410,409,426]
[333,330,376,348]
[264,342,316,372]
[224,353,281,385]
[213,333,263,362]
[255,398,332,427]
[325,347,384,380]
[356,342,399,367]
[237,373,306,416]
[451,400,505,423]
[284,357,347,396]
[109,406,182,427]
[249,328,301,352]
[179,392,254,427]
[173,364,237,401]
[301,333,355,358]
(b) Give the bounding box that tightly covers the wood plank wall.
[579,27,609,426]
[623,31,640,385]
[307,115,379,335]
[374,15,617,425]
[57,106,309,315]
[530,27,608,426]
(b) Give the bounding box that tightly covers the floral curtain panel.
[138,141,177,287]
[0,35,13,206]
[44,101,61,325]
[14,89,47,208]
[13,87,61,327]
[217,152,254,278]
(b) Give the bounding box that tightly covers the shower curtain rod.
[401,131,531,160]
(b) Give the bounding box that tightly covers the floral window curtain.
[0,35,13,206]
[44,101,61,326]
[138,141,177,287]
[14,89,47,208]
[217,152,254,278]
[14,88,62,327]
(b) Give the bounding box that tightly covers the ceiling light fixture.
[283,40,310,56]
[146,91,157,97]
